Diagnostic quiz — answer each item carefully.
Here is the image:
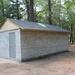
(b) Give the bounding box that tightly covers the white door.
[9,32,16,58]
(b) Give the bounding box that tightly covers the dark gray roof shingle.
[8,18,69,33]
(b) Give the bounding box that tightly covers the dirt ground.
[0,45,75,75]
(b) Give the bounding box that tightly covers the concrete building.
[0,19,69,61]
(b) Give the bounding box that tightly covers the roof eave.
[21,28,69,34]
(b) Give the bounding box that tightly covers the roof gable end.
[0,19,20,32]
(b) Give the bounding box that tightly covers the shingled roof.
[8,18,69,33]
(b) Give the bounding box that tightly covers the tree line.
[0,0,75,43]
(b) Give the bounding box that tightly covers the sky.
[61,0,64,4]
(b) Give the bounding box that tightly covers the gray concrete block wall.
[21,30,69,60]
[15,29,21,60]
[0,32,9,58]
[0,29,21,60]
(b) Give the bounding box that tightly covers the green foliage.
[0,0,23,26]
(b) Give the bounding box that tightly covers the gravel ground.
[0,44,75,75]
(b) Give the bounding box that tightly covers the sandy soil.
[0,45,75,75]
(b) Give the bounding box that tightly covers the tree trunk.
[25,0,30,20]
[74,25,75,42]
[48,0,52,24]
[25,0,35,22]
[70,24,74,44]
[16,0,20,19]
[29,0,35,22]
[58,0,61,27]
